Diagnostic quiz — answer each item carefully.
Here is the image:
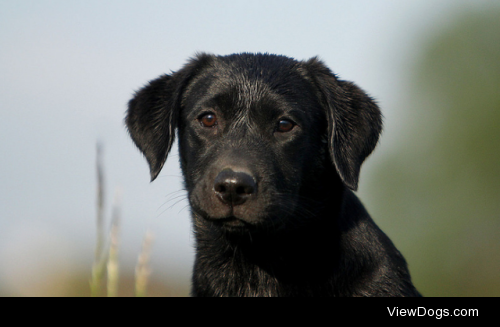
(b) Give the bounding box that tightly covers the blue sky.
[0,0,491,295]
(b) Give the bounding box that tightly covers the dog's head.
[126,53,382,231]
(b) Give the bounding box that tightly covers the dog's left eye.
[276,119,295,133]
[198,113,217,128]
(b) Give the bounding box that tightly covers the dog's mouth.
[202,214,255,231]
[209,215,247,228]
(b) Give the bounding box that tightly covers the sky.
[0,0,491,295]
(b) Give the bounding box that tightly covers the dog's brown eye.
[199,113,217,128]
[277,119,295,133]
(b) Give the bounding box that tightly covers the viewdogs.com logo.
[387,307,478,319]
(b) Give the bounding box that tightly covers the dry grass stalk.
[107,189,122,297]
[135,230,154,297]
[90,143,106,297]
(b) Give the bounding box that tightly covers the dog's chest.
[193,247,333,297]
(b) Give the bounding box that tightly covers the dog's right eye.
[198,113,217,128]
[276,119,295,133]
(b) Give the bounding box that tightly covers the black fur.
[126,53,421,297]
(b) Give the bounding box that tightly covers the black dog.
[126,53,421,297]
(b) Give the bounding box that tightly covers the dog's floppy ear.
[126,54,212,181]
[304,58,382,191]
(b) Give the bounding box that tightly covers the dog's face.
[177,55,328,230]
[126,53,382,232]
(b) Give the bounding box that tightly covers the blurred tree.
[365,8,500,296]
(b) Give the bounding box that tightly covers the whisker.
[177,204,191,215]
[156,195,188,218]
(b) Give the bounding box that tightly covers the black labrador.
[126,53,421,297]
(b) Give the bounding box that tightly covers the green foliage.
[365,8,500,296]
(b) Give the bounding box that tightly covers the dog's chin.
[192,200,292,233]
[198,210,266,233]
[203,213,291,235]
[208,216,250,232]
[193,203,262,231]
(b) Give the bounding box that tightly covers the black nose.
[214,169,256,206]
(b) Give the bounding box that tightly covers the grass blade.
[135,231,154,297]
[107,189,122,297]
[90,143,106,297]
